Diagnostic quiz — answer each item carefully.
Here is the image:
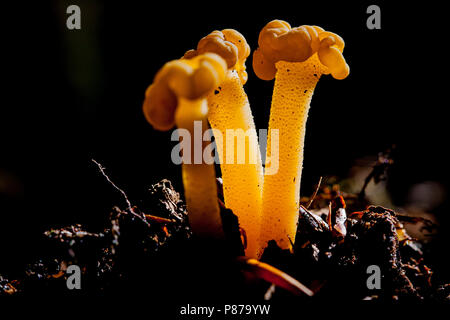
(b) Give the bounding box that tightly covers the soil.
[1,164,448,302]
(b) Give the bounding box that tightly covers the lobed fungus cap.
[253,20,349,80]
[143,53,227,131]
[184,29,251,84]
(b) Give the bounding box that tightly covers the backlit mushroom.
[143,53,228,238]
[185,30,264,257]
[253,20,349,251]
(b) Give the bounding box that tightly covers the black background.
[2,1,449,281]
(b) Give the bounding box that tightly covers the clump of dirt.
[1,160,448,301]
[260,200,449,302]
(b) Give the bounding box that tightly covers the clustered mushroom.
[185,29,264,258]
[142,19,349,257]
[253,20,349,251]
[143,53,228,238]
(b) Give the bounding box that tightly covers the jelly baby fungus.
[143,53,227,238]
[253,20,349,251]
[185,30,264,257]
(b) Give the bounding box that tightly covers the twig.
[358,146,395,200]
[144,214,176,224]
[92,160,165,225]
[327,201,332,230]
[306,176,323,209]
[359,169,376,200]
[91,159,133,212]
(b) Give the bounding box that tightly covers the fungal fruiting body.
[143,53,228,238]
[185,30,264,257]
[260,57,324,250]
[253,20,349,251]
[208,69,264,257]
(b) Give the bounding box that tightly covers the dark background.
[2,1,448,280]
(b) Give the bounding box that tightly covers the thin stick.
[306,176,323,209]
[327,201,332,230]
[144,214,176,224]
[91,159,133,212]
[359,169,375,200]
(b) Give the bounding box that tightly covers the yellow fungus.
[253,20,349,81]
[254,20,349,251]
[185,30,264,258]
[143,53,228,238]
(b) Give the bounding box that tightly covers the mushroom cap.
[184,29,251,84]
[253,20,349,80]
[143,53,228,131]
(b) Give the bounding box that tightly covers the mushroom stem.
[207,70,264,257]
[260,54,324,250]
[143,53,228,239]
[175,97,224,238]
[253,20,349,253]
